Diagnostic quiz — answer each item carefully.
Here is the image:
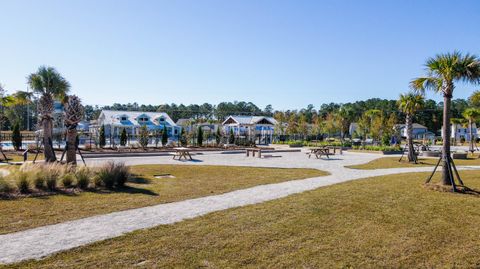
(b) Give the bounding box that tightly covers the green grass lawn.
[5,171,480,268]
[347,155,480,169]
[0,165,326,234]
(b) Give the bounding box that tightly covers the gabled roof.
[395,123,428,130]
[98,110,177,127]
[222,115,277,125]
[176,118,192,126]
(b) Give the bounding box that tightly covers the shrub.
[32,171,45,189]
[11,122,22,151]
[120,128,127,146]
[197,126,203,146]
[162,125,168,147]
[99,125,106,148]
[95,162,130,188]
[75,167,91,189]
[0,176,13,193]
[61,173,75,188]
[138,125,149,149]
[15,171,30,193]
[179,128,187,147]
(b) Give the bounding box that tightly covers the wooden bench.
[246,148,262,158]
[308,147,334,159]
[172,147,193,160]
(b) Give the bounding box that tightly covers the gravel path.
[1,151,479,264]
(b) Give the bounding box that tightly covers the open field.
[347,155,480,169]
[6,170,480,268]
[0,164,326,234]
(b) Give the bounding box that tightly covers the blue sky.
[1,0,479,110]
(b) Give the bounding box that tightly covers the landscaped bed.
[6,171,480,268]
[0,164,326,234]
[347,155,480,169]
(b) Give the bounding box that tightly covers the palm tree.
[64,95,84,165]
[411,51,480,186]
[398,93,424,163]
[468,90,480,108]
[462,108,480,154]
[28,66,70,162]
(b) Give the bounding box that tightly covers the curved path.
[1,151,479,264]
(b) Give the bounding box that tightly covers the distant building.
[395,123,434,139]
[222,115,277,144]
[442,123,478,141]
[96,110,181,139]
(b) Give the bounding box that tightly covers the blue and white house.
[222,115,277,144]
[96,110,181,139]
[395,123,434,139]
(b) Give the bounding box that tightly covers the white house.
[222,115,277,144]
[96,110,181,139]
[442,123,478,141]
[395,123,434,139]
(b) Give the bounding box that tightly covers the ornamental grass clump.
[61,173,75,188]
[14,171,30,194]
[95,162,130,188]
[32,171,45,189]
[75,167,91,189]
[0,176,13,194]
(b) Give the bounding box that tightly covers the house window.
[121,116,127,121]
[158,117,165,122]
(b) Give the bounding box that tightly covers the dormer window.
[157,117,165,122]
[121,116,127,121]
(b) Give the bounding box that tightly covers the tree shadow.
[87,185,158,196]
[128,176,151,184]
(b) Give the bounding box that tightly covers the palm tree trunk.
[42,119,57,162]
[66,128,77,165]
[442,94,452,185]
[406,114,415,162]
[469,119,474,153]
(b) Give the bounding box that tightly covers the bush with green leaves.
[197,126,203,146]
[162,125,168,146]
[138,125,149,149]
[179,128,187,147]
[229,128,235,144]
[11,122,22,151]
[99,124,106,148]
[352,145,401,152]
[120,128,127,146]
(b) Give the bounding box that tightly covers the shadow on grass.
[174,159,203,163]
[89,186,158,196]
[128,176,151,184]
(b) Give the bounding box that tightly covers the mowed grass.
[6,171,480,268]
[347,155,480,169]
[0,152,44,163]
[0,165,326,234]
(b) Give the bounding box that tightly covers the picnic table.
[308,147,334,159]
[173,147,193,160]
[246,148,262,158]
